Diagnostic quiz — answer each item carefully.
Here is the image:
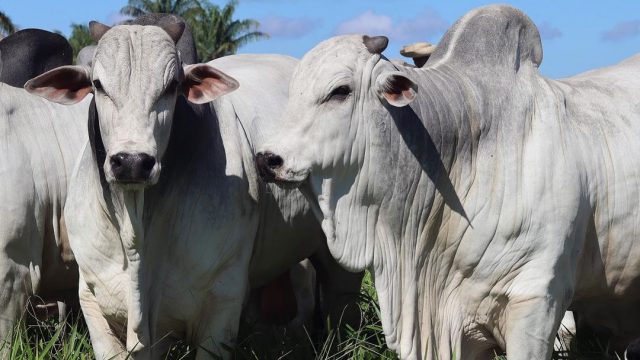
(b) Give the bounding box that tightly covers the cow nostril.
[139,154,156,172]
[110,153,127,169]
[266,153,283,169]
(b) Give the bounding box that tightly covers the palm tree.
[119,0,268,62]
[0,10,17,38]
[192,0,268,61]
[68,23,94,62]
[120,0,201,21]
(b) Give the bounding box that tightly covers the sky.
[2,0,640,78]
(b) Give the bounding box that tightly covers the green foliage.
[0,10,17,37]
[119,0,269,62]
[68,24,93,63]
[190,0,269,62]
[0,315,93,359]
[120,0,202,19]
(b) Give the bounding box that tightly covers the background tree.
[192,0,268,61]
[119,0,268,62]
[0,10,17,38]
[120,0,201,21]
[68,23,93,62]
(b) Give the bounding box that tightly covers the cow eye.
[328,85,351,102]
[93,80,103,92]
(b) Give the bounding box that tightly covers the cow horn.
[158,16,185,44]
[89,21,111,42]
[363,35,389,54]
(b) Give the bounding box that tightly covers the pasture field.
[1,272,621,360]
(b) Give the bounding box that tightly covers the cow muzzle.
[255,151,283,182]
[255,152,308,188]
[109,152,158,186]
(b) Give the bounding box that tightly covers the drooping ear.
[375,71,417,107]
[24,65,92,105]
[89,21,111,42]
[182,64,239,104]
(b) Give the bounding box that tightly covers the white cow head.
[25,19,238,189]
[256,35,417,270]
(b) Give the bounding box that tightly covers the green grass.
[0,273,626,359]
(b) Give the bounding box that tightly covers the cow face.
[25,21,238,189]
[256,35,417,269]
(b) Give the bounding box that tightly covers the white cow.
[0,84,89,337]
[26,19,361,359]
[209,54,364,330]
[0,32,89,343]
[256,5,640,360]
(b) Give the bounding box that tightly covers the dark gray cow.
[0,29,72,87]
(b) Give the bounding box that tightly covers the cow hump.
[428,5,542,72]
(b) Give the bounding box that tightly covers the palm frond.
[0,11,17,36]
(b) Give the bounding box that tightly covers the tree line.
[1,0,268,63]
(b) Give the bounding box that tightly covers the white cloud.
[601,19,640,42]
[538,21,562,40]
[334,11,393,36]
[260,16,321,38]
[106,12,133,26]
[335,9,448,42]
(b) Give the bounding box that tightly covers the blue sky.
[2,0,640,78]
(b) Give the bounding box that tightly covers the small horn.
[89,21,111,42]
[363,35,389,54]
[158,16,185,44]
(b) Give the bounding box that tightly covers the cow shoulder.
[429,4,542,72]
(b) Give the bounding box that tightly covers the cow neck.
[87,97,153,352]
[89,94,214,352]
[366,64,484,360]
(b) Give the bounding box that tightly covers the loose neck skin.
[355,62,522,359]
[88,99,157,354]
[114,188,149,353]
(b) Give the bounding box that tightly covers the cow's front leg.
[502,290,567,360]
[79,277,127,359]
[194,270,248,360]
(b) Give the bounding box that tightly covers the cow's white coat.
[0,83,89,340]
[260,5,640,360]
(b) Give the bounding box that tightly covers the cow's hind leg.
[0,187,41,348]
[0,260,33,347]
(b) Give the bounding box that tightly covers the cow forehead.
[291,35,371,94]
[93,25,178,83]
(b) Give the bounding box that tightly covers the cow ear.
[375,71,417,107]
[24,65,92,105]
[182,64,239,104]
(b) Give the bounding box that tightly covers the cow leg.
[289,259,317,331]
[503,294,566,360]
[310,243,364,330]
[0,188,41,346]
[0,260,32,344]
[554,311,576,354]
[194,271,248,360]
[78,278,126,360]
